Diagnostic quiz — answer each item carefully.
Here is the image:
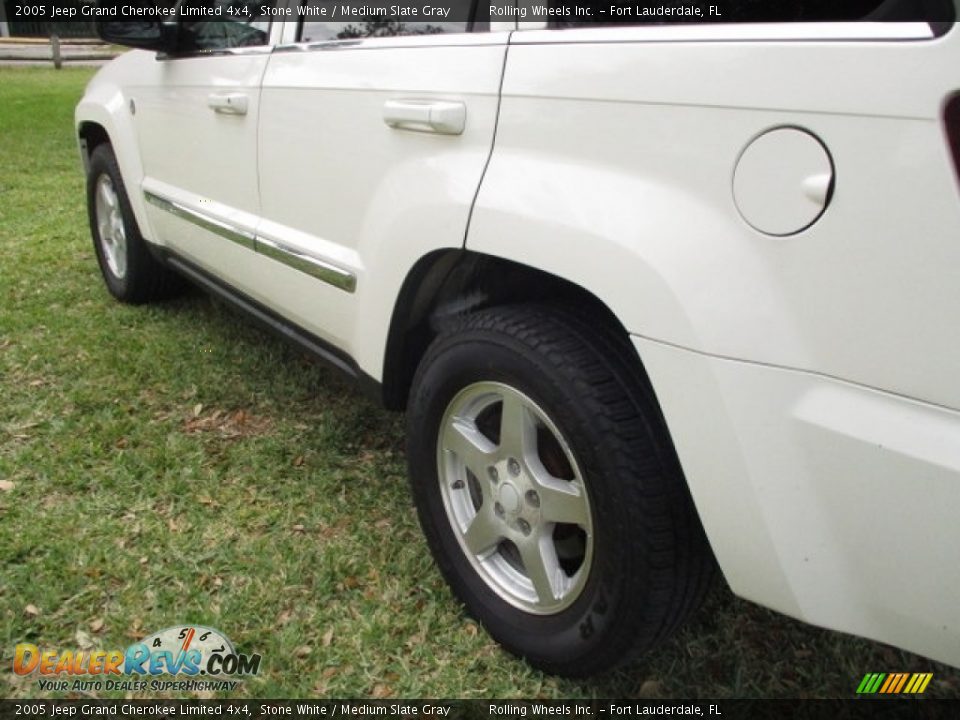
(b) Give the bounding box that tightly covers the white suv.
[77,5,960,677]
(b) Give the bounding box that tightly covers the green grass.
[0,66,958,701]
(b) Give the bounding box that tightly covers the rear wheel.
[436,379,595,616]
[87,144,183,304]
[406,305,715,676]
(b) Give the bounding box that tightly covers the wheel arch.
[382,249,724,596]
[76,82,154,244]
[381,249,655,413]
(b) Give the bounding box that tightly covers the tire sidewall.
[408,328,649,670]
[87,146,133,299]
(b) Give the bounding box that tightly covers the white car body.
[77,12,960,670]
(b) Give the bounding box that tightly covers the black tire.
[406,305,716,677]
[87,143,183,304]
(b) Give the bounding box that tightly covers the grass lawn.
[0,66,958,701]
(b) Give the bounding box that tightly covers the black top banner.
[5,0,958,25]
[3,700,960,720]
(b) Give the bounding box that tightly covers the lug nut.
[517,518,532,536]
[451,479,465,490]
[494,502,505,518]
[488,466,499,483]
[525,490,540,508]
[508,458,521,477]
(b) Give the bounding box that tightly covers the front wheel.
[406,306,715,677]
[86,143,183,304]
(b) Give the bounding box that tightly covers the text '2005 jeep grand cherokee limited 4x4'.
[76,2,960,676]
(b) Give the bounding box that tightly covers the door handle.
[383,99,465,135]
[208,93,248,116]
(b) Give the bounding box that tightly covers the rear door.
[255,6,508,363]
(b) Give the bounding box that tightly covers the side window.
[299,0,483,42]
[175,0,277,51]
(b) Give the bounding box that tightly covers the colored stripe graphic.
[893,673,909,693]
[857,672,932,694]
[879,674,896,693]
[856,674,874,694]
[904,674,919,693]
[856,673,885,694]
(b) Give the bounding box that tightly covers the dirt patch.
[182,407,272,439]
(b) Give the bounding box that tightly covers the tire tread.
[408,303,716,676]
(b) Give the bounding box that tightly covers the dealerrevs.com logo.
[13,625,261,693]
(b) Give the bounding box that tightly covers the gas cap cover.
[733,127,834,236]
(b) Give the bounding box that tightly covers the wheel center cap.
[498,482,521,514]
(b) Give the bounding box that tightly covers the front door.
[135,1,281,294]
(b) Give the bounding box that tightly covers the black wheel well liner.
[77,122,111,164]
[381,250,645,411]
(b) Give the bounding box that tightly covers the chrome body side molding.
[143,189,357,293]
[144,190,255,251]
[256,234,357,293]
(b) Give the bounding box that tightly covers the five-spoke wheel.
[94,174,128,280]
[439,381,593,614]
[407,305,715,676]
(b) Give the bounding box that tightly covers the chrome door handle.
[383,99,465,135]
[208,93,248,116]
